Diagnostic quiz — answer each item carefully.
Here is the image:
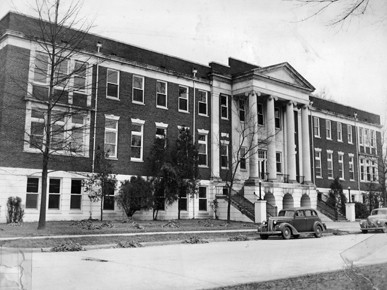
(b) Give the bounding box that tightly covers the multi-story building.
[0,12,382,222]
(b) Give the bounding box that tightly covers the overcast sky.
[1,0,387,123]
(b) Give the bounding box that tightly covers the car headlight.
[262,221,267,226]
[273,220,277,225]
[376,220,381,225]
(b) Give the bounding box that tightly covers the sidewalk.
[324,221,361,234]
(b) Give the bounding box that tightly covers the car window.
[279,210,294,217]
[304,210,312,217]
[295,211,304,217]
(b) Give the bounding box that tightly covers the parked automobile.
[257,207,326,240]
[359,208,387,233]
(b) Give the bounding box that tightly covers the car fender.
[313,221,325,231]
[278,223,300,235]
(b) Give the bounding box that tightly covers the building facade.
[0,13,382,222]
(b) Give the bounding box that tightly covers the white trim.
[131,118,145,125]
[155,122,168,129]
[197,129,209,134]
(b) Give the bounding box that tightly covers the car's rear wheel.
[314,225,323,238]
[361,230,368,234]
[260,234,268,240]
[282,227,291,240]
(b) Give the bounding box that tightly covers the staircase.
[230,193,255,221]
[317,199,347,221]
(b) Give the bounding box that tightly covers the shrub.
[6,196,24,223]
[182,236,209,244]
[51,241,84,252]
[355,202,370,219]
[116,241,143,248]
[228,234,248,241]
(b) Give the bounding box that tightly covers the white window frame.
[132,75,144,104]
[48,178,61,210]
[275,107,281,129]
[258,103,264,125]
[131,118,145,162]
[220,141,229,169]
[276,152,282,173]
[347,124,353,144]
[70,179,82,210]
[178,85,189,113]
[104,114,120,159]
[326,120,332,140]
[198,90,208,116]
[371,130,376,148]
[220,94,228,120]
[360,158,365,181]
[348,154,355,181]
[327,150,333,179]
[155,122,168,148]
[156,80,168,109]
[337,122,342,142]
[198,186,207,211]
[338,152,344,180]
[26,177,40,209]
[365,129,370,147]
[359,127,364,146]
[239,99,245,122]
[313,117,320,137]
[106,69,119,100]
[315,149,322,178]
[198,129,209,167]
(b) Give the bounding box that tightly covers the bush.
[228,234,248,241]
[355,202,370,219]
[6,196,24,223]
[51,241,84,252]
[182,236,209,244]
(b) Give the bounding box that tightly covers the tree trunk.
[37,152,49,230]
[100,196,104,221]
[227,186,231,223]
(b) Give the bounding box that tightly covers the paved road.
[21,233,386,290]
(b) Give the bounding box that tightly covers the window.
[106,69,119,99]
[276,152,282,173]
[199,187,207,211]
[337,123,342,142]
[198,133,208,166]
[315,150,322,178]
[275,107,280,129]
[220,143,228,169]
[26,178,39,209]
[365,129,370,147]
[179,191,187,211]
[132,75,144,103]
[155,123,167,148]
[240,147,246,170]
[221,95,228,119]
[54,59,69,88]
[371,160,378,182]
[51,111,65,151]
[48,179,61,209]
[327,152,333,179]
[360,158,365,181]
[258,103,264,125]
[313,117,320,137]
[338,153,344,180]
[349,155,354,180]
[178,86,189,112]
[198,90,208,116]
[326,120,332,140]
[30,107,45,149]
[103,181,115,210]
[347,125,353,144]
[239,99,245,122]
[131,119,144,161]
[70,114,86,153]
[70,179,82,209]
[104,116,119,158]
[34,52,49,83]
[359,128,364,145]
[371,130,376,148]
[366,159,371,181]
[74,61,87,92]
[156,80,167,108]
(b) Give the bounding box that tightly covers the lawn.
[0,219,257,248]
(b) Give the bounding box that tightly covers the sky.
[1,0,387,123]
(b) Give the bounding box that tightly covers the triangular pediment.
[255,62,315,92]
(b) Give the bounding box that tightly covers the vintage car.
[359,207,387,233]
[257,207,326,240]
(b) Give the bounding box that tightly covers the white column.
[286,101,296,182]
[211,90,220,179]
[301,105,312,183]
[248,91,259,180]
[267,96,276,181]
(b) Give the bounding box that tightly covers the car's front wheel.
[282,227,291,240]
[314,225,323,238]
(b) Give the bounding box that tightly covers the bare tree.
[2,0,94,229]
[222,96,275,223]
[291,0,372,25]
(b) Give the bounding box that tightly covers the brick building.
[0,12,382,222]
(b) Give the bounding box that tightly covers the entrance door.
[258,150,267,180]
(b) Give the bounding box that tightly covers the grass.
[211,263,387,290]
[0,219,257,248]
